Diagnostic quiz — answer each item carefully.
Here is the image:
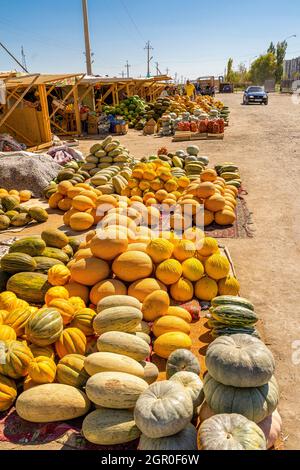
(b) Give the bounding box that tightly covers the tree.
[268,42,276,54]
[226,58,234,82]
[249,53,277,84]
[238,63,249,82]
[275,40,288,83]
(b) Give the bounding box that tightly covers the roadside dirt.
[1,92,299,450]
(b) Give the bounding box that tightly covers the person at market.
[160,86,170,97]
[195,81,202,96]
[185,80,195,100]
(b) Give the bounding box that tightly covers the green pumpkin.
[205,334,275,388]
[203,373,279,423]
[166,349,200,379]
[25,307,63,346]
[198,414,266,450]
[139,424,197,451]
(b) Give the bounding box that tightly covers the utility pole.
[125,60,131,78]
[166,67,170,76]
[120,71,125,78]
[0,41,28,73]
[155,62,161,76]
[21,46,27,72]
[174,72,178,84]
[144,41,153,78]
[82,0,93,75]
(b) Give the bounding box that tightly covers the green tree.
[275,40,288,83]
[267,42,276,54]
[226,58,234,82]
[249,53,277,84]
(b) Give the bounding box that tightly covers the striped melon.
[84,352,144,378]
[7,273,51,304]
[86,372,148,409]
[0,253,36,273]
[97,331,150,361]
[82,408,140,445]
[211,296,254,311]
[93,306,143,335]
[96,295,141,313]
[210,305,258,327]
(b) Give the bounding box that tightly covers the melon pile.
[0,188,48,231]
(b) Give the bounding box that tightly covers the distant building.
[283,57,300,80]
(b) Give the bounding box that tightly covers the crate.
[114,123,128,135]
[88,123,99,135]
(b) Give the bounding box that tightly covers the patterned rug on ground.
[205,191,254,239]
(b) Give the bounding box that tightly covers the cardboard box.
[115,123,128,135]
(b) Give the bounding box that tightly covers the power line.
[144,41,153,78]
[120,0,145,42]
[0,41,28,72]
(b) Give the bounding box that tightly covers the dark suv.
[243,86,268,105]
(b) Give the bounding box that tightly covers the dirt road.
[1,92,299,449]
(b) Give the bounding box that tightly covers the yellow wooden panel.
[0,108,42,145]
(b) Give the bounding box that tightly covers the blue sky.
[1,0,300,79]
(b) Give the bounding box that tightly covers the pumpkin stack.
[201,334,281,445]
[134,380,198,450]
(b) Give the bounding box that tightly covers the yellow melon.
[204,194,226,213]
[90,279,127,305]
[215,210,236,226]
[152,315,191,337]
[69,213,95,231]
[182,257,204,282]
[164,306,192,323]
[156,259,182,285]
[146,239,174,264]
[70,257,110,286]
[196,182,216,199]
[197,237,219,257]
[195,276,218,301]
[128,278,167,302]
[170,278,194,302]
[142,290,170,322]
[205,254,230,281]
[218,276,240,296]
[173,240,196,261]
[112,251,153,282]
[200,169,217,183]
[90,230,128,261]
[153,332,192,359]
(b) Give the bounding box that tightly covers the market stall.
[0,73,84,150]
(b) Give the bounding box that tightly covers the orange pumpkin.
[48,299,75,325]
[55,328,87,358]
[48,265,71,286]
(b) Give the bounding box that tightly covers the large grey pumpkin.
[203,373,279,423]
[169,371,203,409]
[206,334,275,388]
[138,423,197,450]
[134,381,193,438]
[166,349,200,379]
[198,414,267,450]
